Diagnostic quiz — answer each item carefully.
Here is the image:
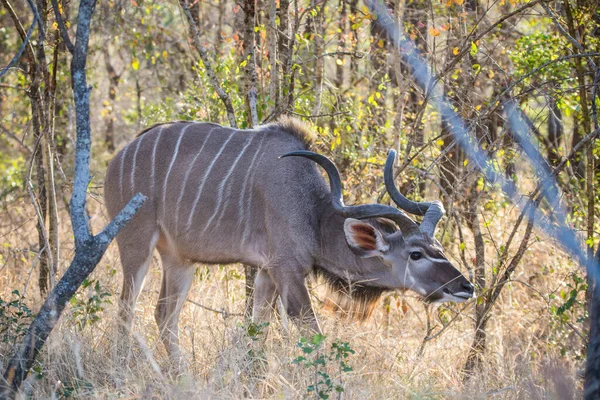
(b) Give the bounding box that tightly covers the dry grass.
[0,197,586,399]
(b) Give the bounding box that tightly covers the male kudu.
[104,118,473,358]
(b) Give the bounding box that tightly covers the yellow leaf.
[162,50,168,59]
[463,159,469,166]
[131,57,140,71]
[429,27,441,37]
[336,59,343,66]
[453,47,460,55]
[436,139,444,146]
[378,39,384,48]
[487,69,495,79]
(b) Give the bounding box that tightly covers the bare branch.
[50,0,75,53]
[0,0,39,78]
[181,0,238,128]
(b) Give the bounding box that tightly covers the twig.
[290,110,350,119]
[434,0,547,85]
[186,298,244,318]
[542,3,597,72]
[0,0,39,78]
[22,248,44,299]
[0,124,32,154]
[181,0,238,128]
[50,0,74,53]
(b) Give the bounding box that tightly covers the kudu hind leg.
[117,229,159,335]
[155,251,195,362]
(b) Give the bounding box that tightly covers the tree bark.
[242,0,259,313]
[102,48,121,152]
[1,1,146,397]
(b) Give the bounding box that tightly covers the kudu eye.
[410,251,422,261]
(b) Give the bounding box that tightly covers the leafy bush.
[69,278,112,331]
[293,334,355,399]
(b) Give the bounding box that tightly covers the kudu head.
[282,150,474,303]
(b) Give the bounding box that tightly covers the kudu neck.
[315,206,401,289]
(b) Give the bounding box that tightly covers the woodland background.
[1,0,599,398]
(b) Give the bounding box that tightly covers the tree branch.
[0,0,39,78]
[181,0,238,128]
[0,1,146,396]
[50,0,75,53]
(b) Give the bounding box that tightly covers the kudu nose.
[462,282,475,295]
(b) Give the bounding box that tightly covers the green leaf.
[470,41,478,57]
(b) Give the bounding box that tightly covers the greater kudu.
[104,118,473,358]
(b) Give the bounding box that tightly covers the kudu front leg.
[272,269,321,335]
[252,268,279,323]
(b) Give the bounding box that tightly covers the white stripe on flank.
[130,134,144,193]
[118,143,131,204]
[173,127,219,232]
[239,134,267,246]
[162,124,192,218]
[202,133,254,233]
[150,126,166,196]
[238,134,266,224]
[185,129,235,233]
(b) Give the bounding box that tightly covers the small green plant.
[549,272,588,358]
[244,321,269,341]
[69,278,112,331]
[293,334,355,399]
[0,290,34,345]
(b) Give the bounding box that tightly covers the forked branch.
[0,1,145,397]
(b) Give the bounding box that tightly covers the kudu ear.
[343,219,390,258]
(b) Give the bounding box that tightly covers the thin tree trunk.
[242,0,260,314]
[547,95,563,166]
[103,48,121,152]
[1,2,146,396]
[562,0,593,261]
[278,0,290,104]
[268,0,278,111]
[311,0,325,117]
[242,0,259,127]
[463,182,487,375]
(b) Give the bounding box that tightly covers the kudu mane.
[313,265,390,321]
[135,118,316,148]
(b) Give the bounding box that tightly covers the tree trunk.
[1,2,147,396]
[103,48,121,152]
[311,1,325,117]
[278,0,290,106]
[242,0,259,314]
[268,0,278,112]
[463,181,487,376]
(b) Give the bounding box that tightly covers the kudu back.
[104,118,473,357]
